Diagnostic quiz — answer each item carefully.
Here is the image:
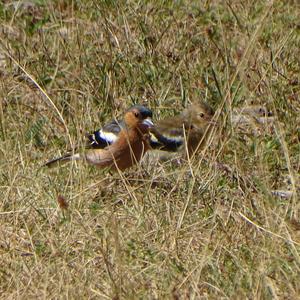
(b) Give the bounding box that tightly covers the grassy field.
[1,0,300,298]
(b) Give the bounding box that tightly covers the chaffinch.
[86,104,153,149]
[87,102,214,156]
[45,105,153,171]
[150,102,215,155]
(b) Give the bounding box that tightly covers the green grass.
[1,0,299,298]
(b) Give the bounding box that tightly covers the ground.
[0,0,299,299]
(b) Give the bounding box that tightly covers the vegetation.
[1,0,299,298]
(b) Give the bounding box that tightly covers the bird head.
[123,105,153,130]
[182,102,215,130]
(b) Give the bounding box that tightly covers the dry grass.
[1,0,299,299]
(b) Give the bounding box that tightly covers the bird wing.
[86,119,124,149]
[149,116,187,152]
[149,127,183,152]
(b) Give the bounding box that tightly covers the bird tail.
[44,152,81,168]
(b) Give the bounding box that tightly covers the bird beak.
[142,118,154,128]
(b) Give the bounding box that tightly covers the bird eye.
[134,112,140,118]
[199,113,205,118]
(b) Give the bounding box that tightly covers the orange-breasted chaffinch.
[45,105,153,171]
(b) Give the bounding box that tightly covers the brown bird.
[44,105,153,171]
[150,102,215,155]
